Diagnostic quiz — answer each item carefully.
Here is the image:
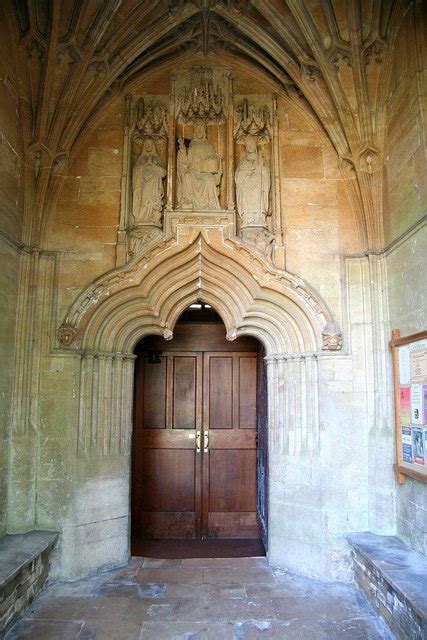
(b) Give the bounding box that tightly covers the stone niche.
[118,66,284,265]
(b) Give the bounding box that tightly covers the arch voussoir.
[58,230,333,356]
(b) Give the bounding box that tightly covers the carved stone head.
[194,120,206,140]
[142,137,155,153]
[321,322,343,351]
[57,324,76,346]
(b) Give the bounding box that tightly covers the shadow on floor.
[131,538,266,559]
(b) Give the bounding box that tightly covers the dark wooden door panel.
[208,449,257,512]
[208,356,233,429]
[141,449,196,512]
[133,351,202,539]
[141,512,196,538]
[173,356,197,429]
[209,430,256,449]
[207,512,259,538]
[143,356,167,427]
[141,429,198,449]
[137,324,260,352]
[133,340,262,542]
[203,352,260,539]
[238,356,257,428]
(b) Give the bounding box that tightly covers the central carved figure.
[177,121,222,210]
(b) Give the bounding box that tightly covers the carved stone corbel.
[321,322,343,351]
[329,46,352,72]
[57,324,77,346]
[358,147,381,175]
[363,38,387,66]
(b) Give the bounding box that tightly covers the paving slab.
[5,556,394,639]
[5,619,84,639]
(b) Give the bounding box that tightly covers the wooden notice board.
[391,329,427,484]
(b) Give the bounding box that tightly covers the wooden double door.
[132,335,261,539]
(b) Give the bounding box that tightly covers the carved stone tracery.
[133,98,168,140]
[234,98,272,143]
[176,67,226,125]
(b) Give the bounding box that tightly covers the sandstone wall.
[38,79,380,580]
[2,42,423,578]
[383,4,426,244]
[384,7,427,555]
[0,11,24,536]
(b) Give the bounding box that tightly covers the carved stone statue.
[321,322,343,350]
[132,137,166,226]
[177,121,222,210]
[235,135,270,227]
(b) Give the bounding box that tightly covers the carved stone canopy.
[132,98,168,140]
[175,66,228,125]
[234,98,272,144]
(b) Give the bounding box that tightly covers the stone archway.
[59,225,330,353]
[57,224,336,577]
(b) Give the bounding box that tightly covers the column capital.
[264,352,318,363]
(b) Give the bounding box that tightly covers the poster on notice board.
[393,332,427,482]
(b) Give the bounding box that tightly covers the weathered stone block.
[281,145,324,178]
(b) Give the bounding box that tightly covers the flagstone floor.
[6,556,393,639]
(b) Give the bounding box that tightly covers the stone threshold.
[348,531,427,640]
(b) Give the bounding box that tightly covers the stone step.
[348,532,427,640]
[0,530,57,635]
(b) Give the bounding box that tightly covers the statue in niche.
[132,137,166,226]
[235,134,271,227]
[177,121,223,210]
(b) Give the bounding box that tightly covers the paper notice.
[410,340,427,384]
[402,427,412,463]
[400,386,411,426]
[399,345,411,385]
[412,427,424,465]
[411,384,423,425]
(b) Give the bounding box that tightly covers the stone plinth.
[164,209,236,238]
[348,532,427,640]
[0,531,57,635]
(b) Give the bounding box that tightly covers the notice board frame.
[391,328,427,484]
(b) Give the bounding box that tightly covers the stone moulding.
[57,225,334,356]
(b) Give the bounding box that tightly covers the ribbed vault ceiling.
[3,0,411,249]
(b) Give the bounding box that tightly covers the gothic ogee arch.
[58,226,333,356]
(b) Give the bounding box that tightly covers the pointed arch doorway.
[131,303,268,557]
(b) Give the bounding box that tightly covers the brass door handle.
[203,430,209,453]
[196,430,201,453]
